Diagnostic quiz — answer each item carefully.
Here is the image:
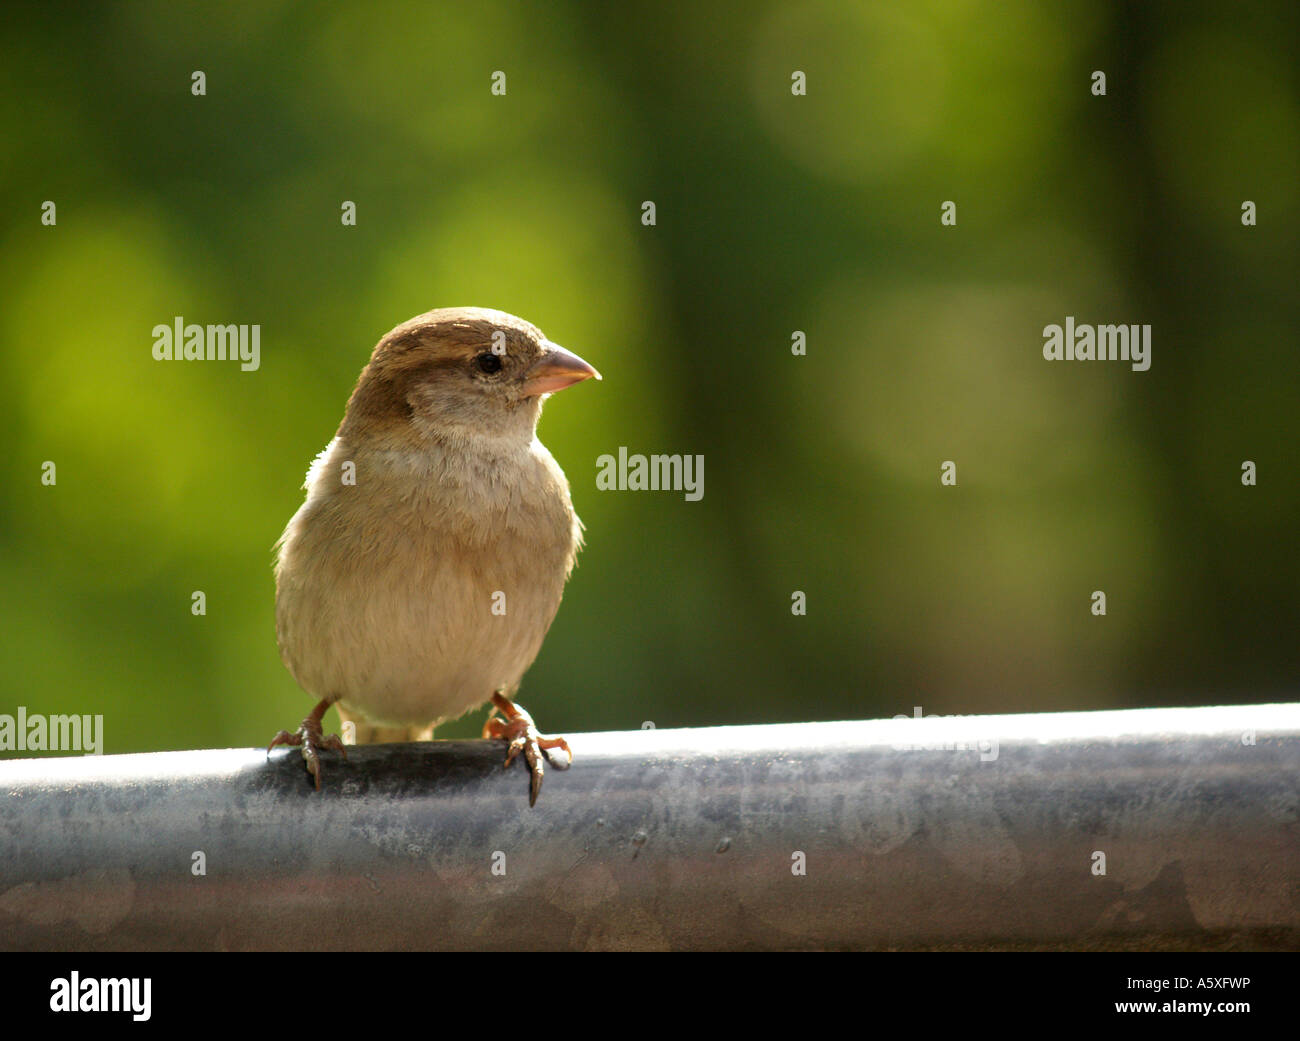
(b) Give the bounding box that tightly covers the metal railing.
[1,703,1296,950]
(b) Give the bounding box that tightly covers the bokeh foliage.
[1,1,1296,754]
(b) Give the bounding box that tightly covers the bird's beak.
[522,341,601,397]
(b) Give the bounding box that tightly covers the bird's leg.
[482,691,572,807]
[267,698,347,791]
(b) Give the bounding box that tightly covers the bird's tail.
[335,703,434,745]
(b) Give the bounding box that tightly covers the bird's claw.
[484,694,572,807]
[268,709,347,791]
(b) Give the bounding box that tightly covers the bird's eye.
[475,352,503,374]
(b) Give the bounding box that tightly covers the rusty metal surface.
[0,704,1296,950]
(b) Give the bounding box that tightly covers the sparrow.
[268,307,599,805]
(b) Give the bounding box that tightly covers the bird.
[268,307,599,805]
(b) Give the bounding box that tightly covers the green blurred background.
[1,1,1296,755]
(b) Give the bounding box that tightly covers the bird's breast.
[275,438,581,726]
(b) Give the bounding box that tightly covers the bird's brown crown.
[338,308,553,444]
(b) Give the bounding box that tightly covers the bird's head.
[339,307,600,448]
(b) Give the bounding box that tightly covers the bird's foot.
[483,692,572,807]
[267,698,346,791]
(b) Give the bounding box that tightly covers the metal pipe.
[1,703,1296,950]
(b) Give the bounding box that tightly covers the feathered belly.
[276,500,570,728]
